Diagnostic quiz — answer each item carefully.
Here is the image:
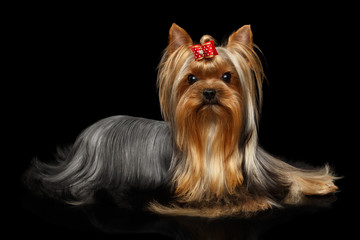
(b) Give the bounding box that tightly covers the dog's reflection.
[23,191,336,240]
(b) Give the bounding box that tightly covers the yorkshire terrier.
[24,23,339,218]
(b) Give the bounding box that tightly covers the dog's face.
[158,24,262,151]
[174,51,243,154]
[176,49,243,116]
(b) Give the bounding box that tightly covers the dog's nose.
[203,89,216,100]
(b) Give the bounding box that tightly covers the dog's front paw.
[316,181,338,195]
[302,179,338,196]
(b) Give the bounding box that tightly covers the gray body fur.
[25,116,173,205]
[24,115,336,211]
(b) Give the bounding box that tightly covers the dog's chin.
[198,101,224,114]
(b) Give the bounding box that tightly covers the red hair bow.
[190,40,218,61]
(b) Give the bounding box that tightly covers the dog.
[24,23,339,218]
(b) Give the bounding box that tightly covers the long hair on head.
[156,24,274,204]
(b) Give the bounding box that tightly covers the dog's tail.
[23,116,172,206]
[22,145,88,204]
[22,117,112,205]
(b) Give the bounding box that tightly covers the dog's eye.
[187,74,198,85]
[221,72,232,83]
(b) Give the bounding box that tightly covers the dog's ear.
[227,25,253,48]
[168,23,193,54]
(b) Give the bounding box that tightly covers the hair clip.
[190,40,218,61]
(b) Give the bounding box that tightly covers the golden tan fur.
[152,23,339,218]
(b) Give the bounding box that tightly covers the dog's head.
[158,24,264,150]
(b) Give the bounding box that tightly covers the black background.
[7,3,358,240]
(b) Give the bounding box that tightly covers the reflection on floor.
[20,189,338,240]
